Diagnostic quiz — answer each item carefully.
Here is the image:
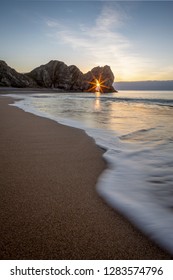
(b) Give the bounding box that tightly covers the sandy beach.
[0,95,172,260]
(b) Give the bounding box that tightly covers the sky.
[1,0,173,81]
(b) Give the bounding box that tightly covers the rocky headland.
[0,60,115,93]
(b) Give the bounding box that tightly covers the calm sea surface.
[7,90,173,254]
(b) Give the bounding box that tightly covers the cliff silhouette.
[0,60,115,93]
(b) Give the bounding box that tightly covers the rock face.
[83,65,115,93]
[0,60,37,88]
[27,60,84,90]
[28,60,115,92]
[0,60,115,92]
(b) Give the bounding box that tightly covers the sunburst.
[87,73,110,93]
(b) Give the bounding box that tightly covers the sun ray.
[86,73,110,93]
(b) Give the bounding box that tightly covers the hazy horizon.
[114,80,173,90]
[1,1,173,82]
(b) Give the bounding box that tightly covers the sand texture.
[0,96,172,259]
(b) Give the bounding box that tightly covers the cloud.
[95,4,128,30]
[45,4,150,80]
[46,19,64,29]
[46,20,59,28]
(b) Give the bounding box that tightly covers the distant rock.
[0,60,37,88]
[0,60,115,92]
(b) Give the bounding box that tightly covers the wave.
[108,97,173,108]
[119,128,156,140]
[29,91,173,110]
[31,93,173,105]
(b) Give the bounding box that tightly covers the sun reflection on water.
[94,91,101,111]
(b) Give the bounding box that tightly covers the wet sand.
[0,95,172,259]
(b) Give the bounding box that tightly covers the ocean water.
[6,90,173,254]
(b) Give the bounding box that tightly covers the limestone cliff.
[28,60,115,92]
[83,65,115,93]
[0,60,115,92]
[0,60,37,88]
[27,60,83,90]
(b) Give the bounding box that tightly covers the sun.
[87,74,110,93]
[95,79,100,91]
[96,79,100,87]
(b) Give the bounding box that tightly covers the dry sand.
[0,95,172,259]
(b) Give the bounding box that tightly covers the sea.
[6,90,173,254]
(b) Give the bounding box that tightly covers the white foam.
[96,150,173,254]
[5,93,173,255]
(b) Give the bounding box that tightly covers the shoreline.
[0,87,117,94]
[0,94,172,259]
